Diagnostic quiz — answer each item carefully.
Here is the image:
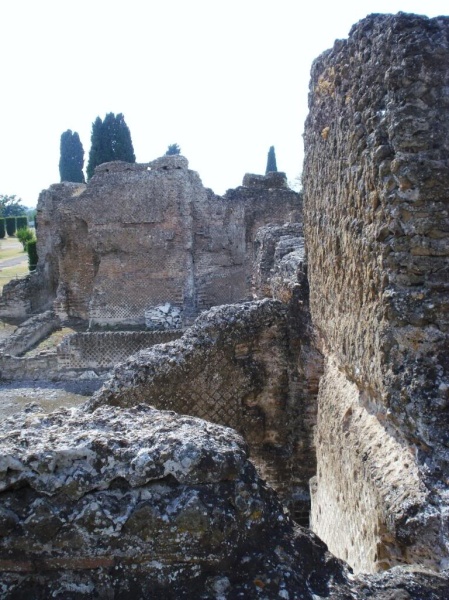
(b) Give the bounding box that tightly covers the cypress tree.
[265,146,278,174]
[114,113,136,163]
[101,113,118,163]
[87,113,135,180]
[87,117,106,180]
[59,130,85,183]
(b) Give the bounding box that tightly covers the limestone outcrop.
[303,13,449,572]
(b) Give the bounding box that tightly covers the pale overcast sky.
[1,1,448,206]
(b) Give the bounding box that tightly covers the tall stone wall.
[19,157,300,327]
[303,13,449,572]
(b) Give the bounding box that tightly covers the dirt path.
[0,380,104,418]
[0,254,28,268]
[0,237,27,269]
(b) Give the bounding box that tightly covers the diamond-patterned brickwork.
[91,301,314,520]
[57,331,184,370]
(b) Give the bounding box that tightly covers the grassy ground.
[0,236,24,256]
[0,246,24,260]
[25,327,76,357]
[0,320,18,339]
[0,236,29,293]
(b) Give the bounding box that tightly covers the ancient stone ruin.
[303,12,449,574]
[1,155,300,327]
[0,11,449,599]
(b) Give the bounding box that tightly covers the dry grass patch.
[25,327,76,357]
[0,263,29,293]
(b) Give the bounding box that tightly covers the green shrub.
[17,227,35,250]
[5,217,16,236]
[0,218,5,239]
[27,239,38,271]
[16,215,28,230]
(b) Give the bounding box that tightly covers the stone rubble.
[0,403,347,599]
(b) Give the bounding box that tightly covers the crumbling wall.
[14,158,300,327]
[90,299,311,519]
[0,353,60,381]
[57,330,183,370]
[303,13,449,572]
[0,311,59,357]
[0,277,33,318]
[251,223,322,519]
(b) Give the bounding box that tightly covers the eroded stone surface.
[1,404,448,598]
[89,299,315,520]
[0,311,59,357]
[0,404,346,599]
[1,161,300,328]
[303,13,449,572]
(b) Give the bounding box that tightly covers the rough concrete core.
[1,10,449,597]
[0,403,347,599]
[303,12,449,573]
[91,298,317,522]
[0,160,301,328]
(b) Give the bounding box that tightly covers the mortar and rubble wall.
[90,293,316,523]
[1,11,449,597]
[303,13,449,573]
[0,157,301,328]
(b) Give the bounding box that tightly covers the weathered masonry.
[0,156,300,328]
[304,13,449,573]
[1,11,449,599]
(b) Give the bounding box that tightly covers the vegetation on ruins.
[265,145,278,174]
[59,130,85,183]
[165,143,181,155]
[86,113,136,180]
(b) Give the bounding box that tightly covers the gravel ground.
[0,380,104,417]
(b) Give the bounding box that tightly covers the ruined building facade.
[2,156,300,327]
[0,12,449,599]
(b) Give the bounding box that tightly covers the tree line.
[59,113,135,183]
[59,114,182,183]
[60,112,279,184]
